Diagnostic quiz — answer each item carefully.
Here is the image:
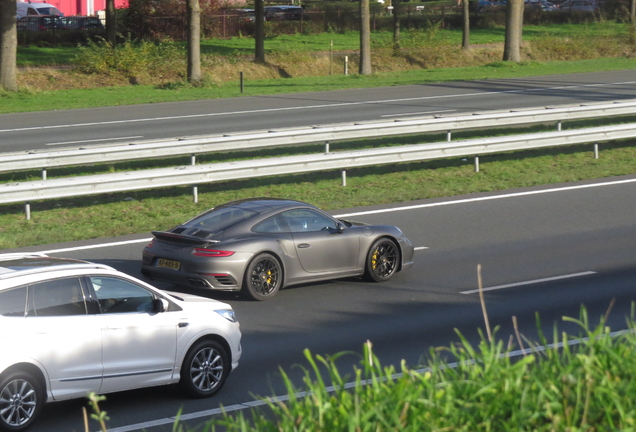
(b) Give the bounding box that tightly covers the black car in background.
[264,5,304,21]
[17,15,66,32]
[62,16,105,30]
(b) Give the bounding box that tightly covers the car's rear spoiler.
[151,231,219,246]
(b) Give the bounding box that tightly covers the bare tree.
[187,0,201,83]
[359,0,372,74]
[254,0,265,63]
[0,0,17,92]
[503,0,523,61]
[392,0,401,53]
[462,0,470,50]
[106,0,116,47]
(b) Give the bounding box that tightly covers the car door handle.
[297,243,311,248]
[179,322,189,328]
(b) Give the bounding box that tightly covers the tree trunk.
[359,0,372,74]
[631,0,635,23]
[0,0,17,92]
[106,0,116,47]
[392,0,401,53]
[462,0,470,50]
[503,0,523,62]
[187,0,201,83]
[254,0,265,63]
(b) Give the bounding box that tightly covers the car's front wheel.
[242,253,283,300]
[179,340,229,398]
[0,371,44,432]
[364,238,400,282]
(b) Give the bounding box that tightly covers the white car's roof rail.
[0,263,115,280]
[0,252,49,261]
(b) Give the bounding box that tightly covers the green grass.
[4,57,636,114]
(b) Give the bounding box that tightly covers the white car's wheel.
[179,340,229,398]
[0,371,44,432]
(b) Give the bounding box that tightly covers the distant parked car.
[525,0,559,10]
[558,0,599,11]
[475,0,507,12]
[62,16,105,30]
[17,15,66,32]
[0,254,242,432]
[264,5,304,21]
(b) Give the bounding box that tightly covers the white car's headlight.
[215,309,237,323]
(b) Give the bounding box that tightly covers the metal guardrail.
[3,99,636,174]
[3,123,636,210]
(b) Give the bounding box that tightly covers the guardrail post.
[191,154,198,202]
[557,121,562,132]
[325,141,330,153]
[341,170,346,186]
[25,203,31,220]
[475,156,480,172]
[344,56,348,76]
[42,169,47,180]
[447,131,451,142]
[594,143,599,159]
[240,72,244,93]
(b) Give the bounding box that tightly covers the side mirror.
[337,222,345,233]
[153,298,169,313]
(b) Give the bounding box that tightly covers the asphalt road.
[1,70,636,153]
[7,175,636,432]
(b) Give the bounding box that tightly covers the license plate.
[157,258,181,271]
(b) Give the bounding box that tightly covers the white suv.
[0,254,242,432]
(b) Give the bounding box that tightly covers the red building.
[18,0,129,16]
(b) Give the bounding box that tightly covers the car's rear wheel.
[242,253,282,301]
[179,340,229,398]
[0,371,44,432]
[364,238,400,282]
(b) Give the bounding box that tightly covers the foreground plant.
[207,308,636,431]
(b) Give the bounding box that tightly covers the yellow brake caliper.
[267,270,272,284]
[371,249,378,270]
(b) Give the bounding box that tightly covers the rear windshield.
[182,207,258,232]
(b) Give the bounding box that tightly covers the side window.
[282,209,338,233]
[0,287,27,317]
[27,8,38,15]
[90,276,155,314]
[27,278,87,317]
[253,215,290,233]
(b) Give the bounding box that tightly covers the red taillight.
[193,248,235,257]
[146,240,155,248]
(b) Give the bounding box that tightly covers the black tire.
[241,253,283,301]
[0,371,44,432]
[364,238,400,282]
[179,340,229,398]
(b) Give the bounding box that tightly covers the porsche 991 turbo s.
[141,198,414,300]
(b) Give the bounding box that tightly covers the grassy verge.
[204,310,636,431]
[3,57,636,114]
[2,125,636,249]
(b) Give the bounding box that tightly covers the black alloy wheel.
[179,340,229,398]
[0,371,44,432]
[365,238,400,282]
[242,253,282,300]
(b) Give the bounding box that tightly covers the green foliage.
[209,309,636,431]
[75,35,185,79]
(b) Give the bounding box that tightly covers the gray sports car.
[141,198,414,300]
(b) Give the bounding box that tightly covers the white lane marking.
[2,81,635,133]
[46,136,144,146]
[414,246,429,250]
[380,109,456,117]
[334,177,636,218]
[104,327,631,432]
[460,271,597,294]
[41,238,152,254]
